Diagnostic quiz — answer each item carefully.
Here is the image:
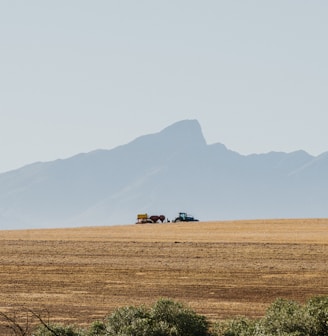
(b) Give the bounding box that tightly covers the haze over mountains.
[1,119,328,230]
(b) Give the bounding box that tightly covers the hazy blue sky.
[1,1,327,173]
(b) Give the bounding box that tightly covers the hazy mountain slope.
[0,119,326,230]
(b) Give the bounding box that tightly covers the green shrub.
[4,296,328,336]
[212,317,257,336]
[212,297,328,336]
[304,296,328,336]
[87,320,107,336]
[104,298,209,336]
[259,298,312,336]
[32,323,84,336]
[105,305,152,336]
[150,298,209,336]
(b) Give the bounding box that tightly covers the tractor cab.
[179,212,187,220]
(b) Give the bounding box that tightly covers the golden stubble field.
[0,219,327,330]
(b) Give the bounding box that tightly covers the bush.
[105,305,152,336]
[259,298,312,336]
[212,297,328,336]
[33,323,84,336]
[213,317,257,336]
[304,296,328,336]
[150,298,209,336]
[87,320,107,336]
[104,298,209,336]
[2,296,328,336]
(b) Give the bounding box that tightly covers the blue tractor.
[173,212,199,222]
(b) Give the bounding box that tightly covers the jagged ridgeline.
[1,120,328,229]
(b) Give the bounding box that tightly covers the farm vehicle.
[136,212,199,224]
[173,212,199,222]
[136,213,166,224]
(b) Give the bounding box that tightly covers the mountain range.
[1,119,328,230]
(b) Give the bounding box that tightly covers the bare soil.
[0,219,327,330]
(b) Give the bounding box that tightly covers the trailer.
[136,214,166,224]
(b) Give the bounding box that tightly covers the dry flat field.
[0,219,327,330]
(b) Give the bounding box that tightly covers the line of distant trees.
[1,296,327,336]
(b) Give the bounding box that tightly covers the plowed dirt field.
[0,219,327,330]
